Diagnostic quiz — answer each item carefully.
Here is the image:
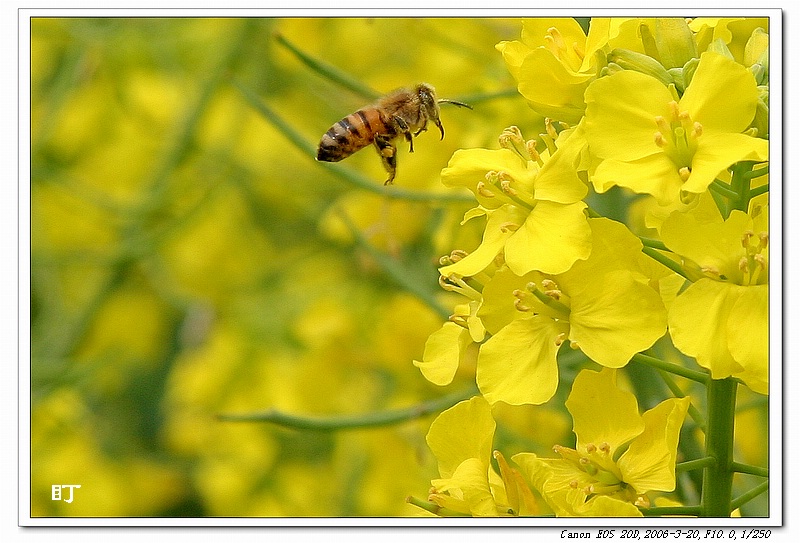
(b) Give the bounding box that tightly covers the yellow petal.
[426,396,495,478]
[477,316,565,405]
[568,270,667,369]
[504,201,592,276]
[680,52,758,134]
[567,368,645,453]
[728,285,769,394]
[618,397,690,493]
[413,322,470,386]
[668,279,743,379]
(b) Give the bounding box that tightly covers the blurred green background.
[29,17,566,517]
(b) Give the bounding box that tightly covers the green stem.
[630,353,709,384]
[710,178,740,201]
[700,377,738,517]
[729,162,755,213]
[217,385,478,431]
[274,33,380,101]
[405,495,471,517]
[677,456,716,472]
[641,505,702,516]
[731,462,769,478]
[749,182,769,199]
[730,480,769,511]
[639,237,669,251]
[641,246,692,280]
[744,165,768,180]
[336,208,452,320]
[657,369,706,430]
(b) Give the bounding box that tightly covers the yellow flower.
[439,126,591,278]
[424,396,539,517]
[475,218,667,405]
[496,18,652,123]
[661,202,769,393]
[514,368,690,516]
[585,51,768,205]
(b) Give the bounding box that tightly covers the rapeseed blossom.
[438,126,591,278]
[584,51,768,206]
[425,396,539,516]
[661,200,769,393]
[513,368,690,516]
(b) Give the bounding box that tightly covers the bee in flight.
[316,83,472,185]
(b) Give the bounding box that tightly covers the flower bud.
[706,38,734,60]
[744,27,769,68]
[608,49,673,86]
[654,18,697,69]
[680,57,699,89]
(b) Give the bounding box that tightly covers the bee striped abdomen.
[317,108,389,162]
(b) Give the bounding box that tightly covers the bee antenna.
[438,99,473,110]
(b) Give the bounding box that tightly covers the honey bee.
[316,83,472,185]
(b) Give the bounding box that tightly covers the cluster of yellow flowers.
[412,17,769,518]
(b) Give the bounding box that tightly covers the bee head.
[415,83,444,139]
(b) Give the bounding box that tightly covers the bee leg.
[392,115,415,153]
[374,135,398,185]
